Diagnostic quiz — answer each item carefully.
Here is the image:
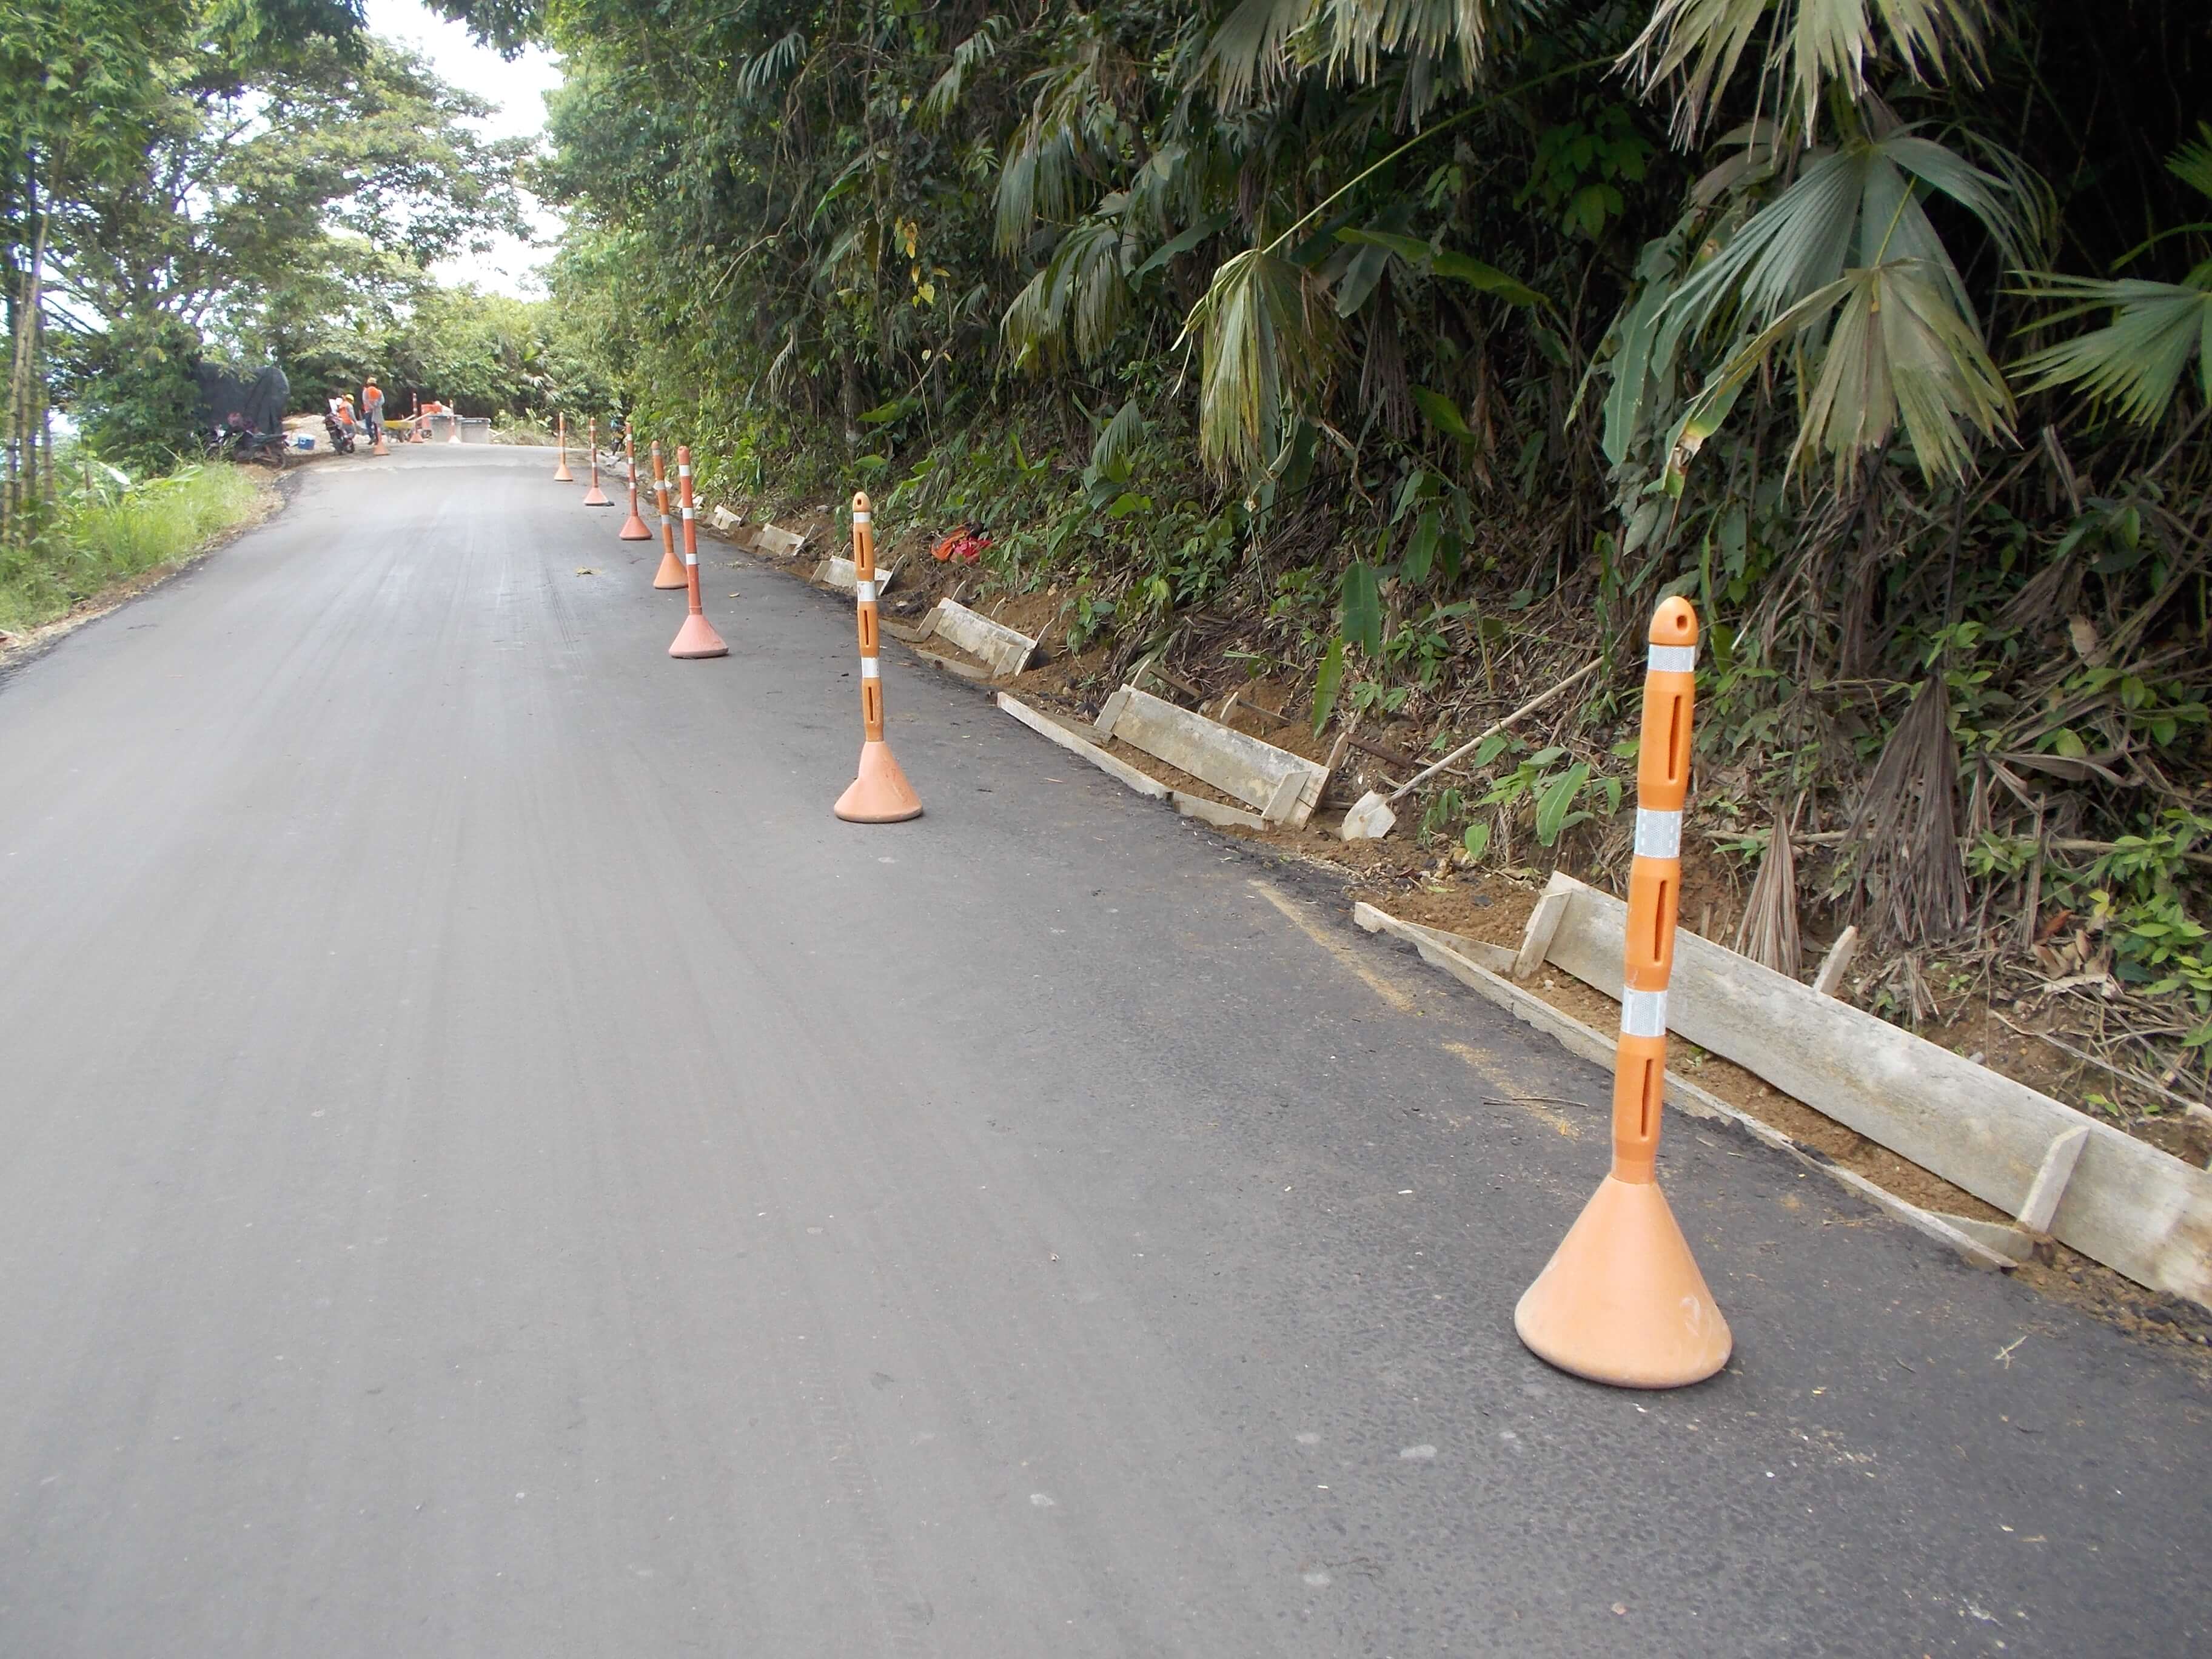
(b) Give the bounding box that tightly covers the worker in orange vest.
[361,377,386,447]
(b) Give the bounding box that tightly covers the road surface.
[1,444,2205,1657]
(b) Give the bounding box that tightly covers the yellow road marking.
[1442,1041,1583,1138]
[1248,880,1418,1014]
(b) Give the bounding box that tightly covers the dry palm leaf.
[1843,675,1968,945]
[1734,800,1802,977]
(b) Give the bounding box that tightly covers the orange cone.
[553,412,573,482]
[833,491,922,823]
[1514,595,1730,1389]
[371,425,388,457]
[666,446,728,659]
[649,442,685,589]
[617,427,652,539]
[447,404,463,444]
[581,418,612,506]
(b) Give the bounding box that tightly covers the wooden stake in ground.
[1339,659,1602,840]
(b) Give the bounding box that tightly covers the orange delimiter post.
[581,418,612,506]
[665,445,728,659]
[831,491,922,822]
[1512,594,1729,1390]
[617,427,652,538]
[554,412,573,481]
[649,442,685,588]
[1612,597,1697,1184]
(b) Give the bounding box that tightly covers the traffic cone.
[833,491,922,823]
[371,425,388,457]
[649,443,685,588]
[581,419,612,506]
[554,412,573,482]
[617,427,651,539]
[1514,595,1731,1390]
[667,446,728,659]
[447,406,463,444]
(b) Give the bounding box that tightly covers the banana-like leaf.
[1336,227,1549,310]
[1430,250,1547,308]
[2011,274,2212,426]
[1134,215,1232,280]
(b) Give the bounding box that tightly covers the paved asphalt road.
[1,445,2205,1658]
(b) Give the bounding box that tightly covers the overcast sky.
[361,0,565,296]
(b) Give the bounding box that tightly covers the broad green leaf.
[1462,822,1492,861]
[1410,385,1475,441]
[1430,251,1547,309]
[1534,762,1591,846]
[1335,227,1433,264]
[1403,510,1441,585]
[1339,561,1383,657]
[1311,637,1346,734]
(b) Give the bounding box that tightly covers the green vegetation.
[440,0,2209,1094]
[0,461,263,635]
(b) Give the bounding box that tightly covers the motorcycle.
[323,411,358,455]
[204,419,289,471]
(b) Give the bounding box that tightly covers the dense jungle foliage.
[438,1,2212,1087]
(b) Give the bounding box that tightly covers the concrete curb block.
[997,693,1270,831]
[815,553,899,595]
[1095,684,1329,827]
[922,599,1039,678]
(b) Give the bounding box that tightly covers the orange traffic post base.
[370,426,388,457]
[447,406,463,444]
[553,412,574,481]
[581,418,612,506]
[648,442,686,588]
[833,491,922,823]
[666,446,728,659]
[617,428,652,540]
[1513,594,1731,1390]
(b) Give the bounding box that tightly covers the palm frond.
[1198,0,1320,108]
[2011,275,2212,427]
[1326,0,1544,87]
[736,30,806,103]
[1090,397,1148,477]
[1797,259,2014,483]
[1181,247,1334,480]
[1001,215,1141,371]
[1674,258,2013,486]
[920,17,1010,130]
[2170,121,2212,202]
[1626,0,1991,142]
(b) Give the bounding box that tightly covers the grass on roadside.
[0,463,267,636]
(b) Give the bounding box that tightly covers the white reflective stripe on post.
[677,464,691,478]
[1633,808,1682,860]
[860,659,880,680]
[852,511,871,525]
[1621,988,1669,1040]
[1647,643,1697,674]
[855,580,877,603]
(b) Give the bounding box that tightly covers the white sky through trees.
[361,0,562,296]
